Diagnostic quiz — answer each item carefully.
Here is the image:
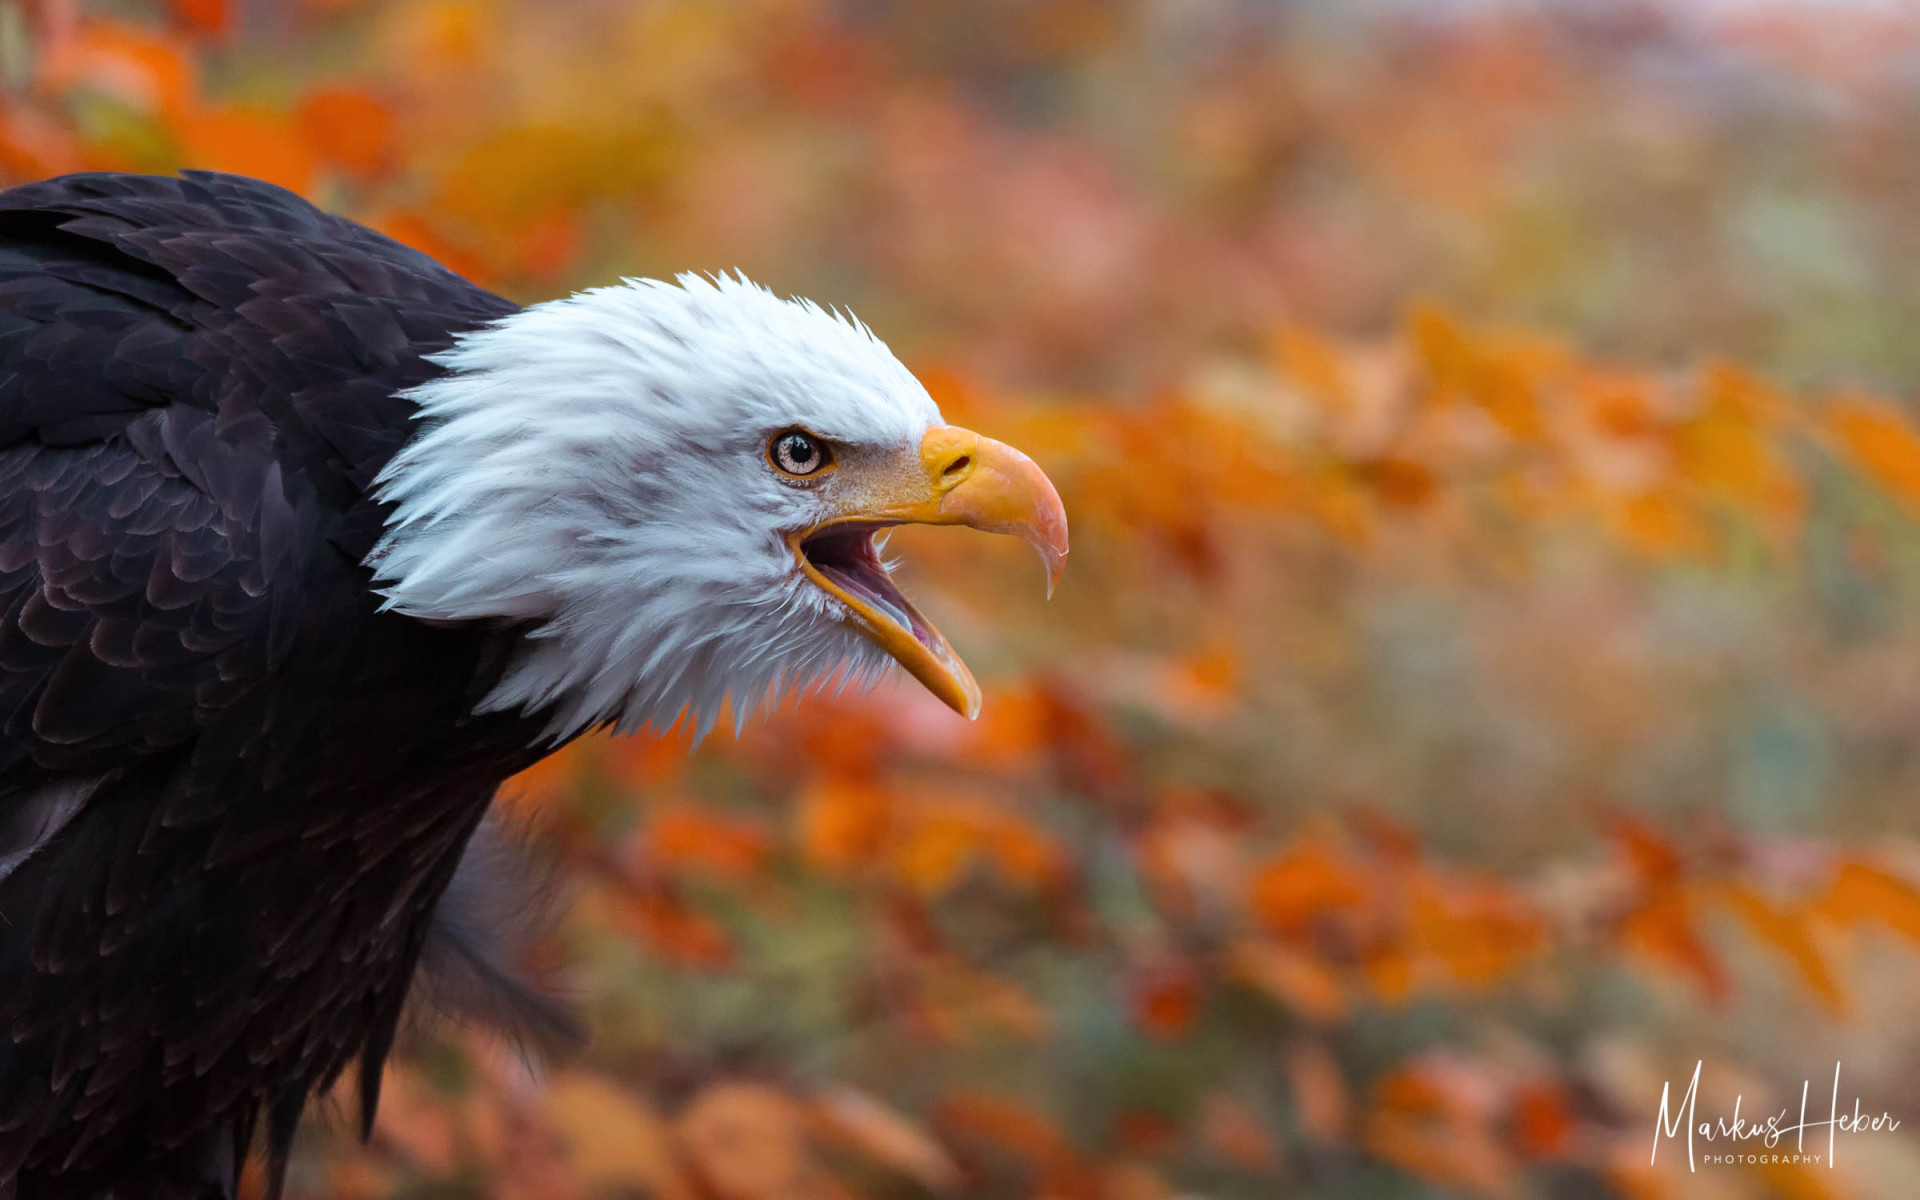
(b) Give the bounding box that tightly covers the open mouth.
[791,522,979,716]
[797,525,941,651]
[780,424,1066,720]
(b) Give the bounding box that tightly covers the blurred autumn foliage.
[18,0,1920,1197]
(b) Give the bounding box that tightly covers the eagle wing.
[0,171,515,785]
[0,173,536,1187]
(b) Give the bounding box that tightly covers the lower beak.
[789,425,1069,718]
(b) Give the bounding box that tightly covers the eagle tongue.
[822,560,915,634]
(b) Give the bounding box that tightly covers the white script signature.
[1652,1061,1899,1171]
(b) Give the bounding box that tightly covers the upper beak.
[789,424,1069,718]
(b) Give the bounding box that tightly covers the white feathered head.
[367,273,1067,738]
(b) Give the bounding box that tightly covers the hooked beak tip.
[1043,547,1066,599]
[925,428,1070,602]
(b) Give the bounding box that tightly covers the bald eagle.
[0,171,1066,1199]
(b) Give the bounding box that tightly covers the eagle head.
[366,273,1068,739]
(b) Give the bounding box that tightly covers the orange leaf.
[165,0,232,36]
[495,736,593,818]
[1759,1157,1838,1200]
[1361,943,1418,1005]
[1129,958,1201,1040]
[1247,839,1368,938]
[949,682,1050,773]
[1615,890,1727,1003]
[1701,361,1790,422]
[893,813,980,897]
[935,1093,1078,1185]
[1720,882,1847,1014]
[1271,322,1354,417]
[1226,939,1347,1025]
[297,87,396,179]
[1409,305,1544,440]
[1348,807,1422,866]
[1181,640,1240,697]
[1407,876,1542,989]
[1409,304,1476,395]
[1474,358,1547,442]
[607,725,694,789]
[795,777,890,874]
[510,205,584,281]
[812,1086,959,1195]
[1612,488,1713,558]
[1610,817,1683,884]
[1674,397,1801,520]
[1362,457,1437,508]
[922,960,1050,1041]
[0,102,82,179]
[1828,398,1920,514]
[369,210,493,288]
[983,815,1065,890]
[647,809,772,882]
[1821,859,1920,943]
[1582,373,1662,439]
[610,882,732,967]
[1508,1082,1575,1161]
[175,106,315,195]
[1365,1060,1514,1196]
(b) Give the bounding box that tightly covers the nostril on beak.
[919,425,982,490]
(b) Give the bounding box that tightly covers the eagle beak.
[790,425,1069,719]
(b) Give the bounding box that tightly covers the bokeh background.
[12,0,1920,1196]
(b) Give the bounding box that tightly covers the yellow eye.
[769,429,833,478]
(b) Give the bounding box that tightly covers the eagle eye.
[769,429,833,479]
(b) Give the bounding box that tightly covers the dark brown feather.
[0,172,567,1200]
